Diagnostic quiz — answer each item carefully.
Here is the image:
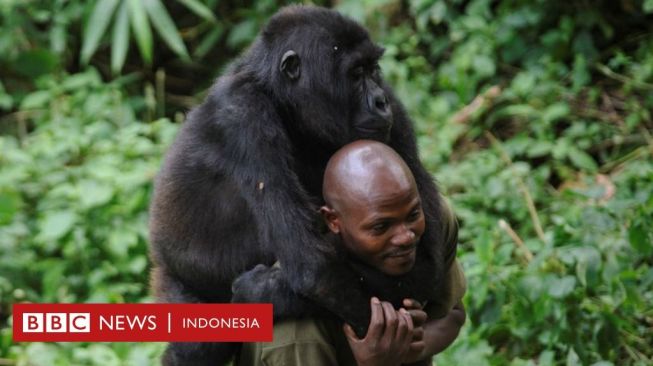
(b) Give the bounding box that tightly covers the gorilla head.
[243,6,394,148]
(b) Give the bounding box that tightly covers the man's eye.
[407,210,421,222]
[371,223,389,234]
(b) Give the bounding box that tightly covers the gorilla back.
[149,5,447,365]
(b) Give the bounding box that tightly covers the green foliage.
[0,69,174,363]
[1,0,652,364]
[0,0,82,81]
[80,0,217,72]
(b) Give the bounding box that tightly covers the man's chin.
[382,252,416,276]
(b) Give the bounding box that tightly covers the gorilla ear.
[280,50,300,80]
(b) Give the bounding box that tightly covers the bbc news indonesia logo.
[13,303,272,342]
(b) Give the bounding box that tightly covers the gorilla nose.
[369,90,391,119]
[375,94,388,110]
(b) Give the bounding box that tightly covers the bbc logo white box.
[45,313,67,332]
[69,313,91,332]
[23,313,43,332]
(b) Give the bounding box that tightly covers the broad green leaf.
[538,351,555,366]
[77,180,114,209]
[42,261,66,301]
[429,1,447,24]
[542,102,570,124]
[62,71,100,90]
[25,343,61,366]
[572,247,601,288]
[527,140,552,158]
[112,0,130,73]
[177,0,217,22]
[0,188,22,225]
[128,0,153,65]
[572,54,590,92]
[566,348,581,366]
[14,50,59,79]
[38,210,76,242]
[629,224,652,255]
[143,0,190,61]
[81,0,120,64]
[76,344,121,366]
[129,256,148,274]
[107,230,138,257]
[50,23,66,54]
[552,139,570,160]
[474,231,493,264]
[500,104,537,118]
[568,147,598,172]
[472,55,495,78]
[518,275,545,302]
[20,90,51,109]
[548,275,576,298]
[512,72,536,97]
[0,93,12,109]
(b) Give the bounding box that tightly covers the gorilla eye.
[352,66,365,80]
[372,64,382,77]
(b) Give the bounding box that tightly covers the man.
[238,140,466,366]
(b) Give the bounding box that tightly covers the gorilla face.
[268,7,394,150]
[348,51,394,142]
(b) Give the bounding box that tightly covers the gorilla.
[149,5,451,365]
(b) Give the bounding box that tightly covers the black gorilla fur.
[149,5,452,365]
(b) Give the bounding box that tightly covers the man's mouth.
[386,246,416,258]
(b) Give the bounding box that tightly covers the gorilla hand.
[231,264,316,318]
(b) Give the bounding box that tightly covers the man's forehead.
[339,174,417,213]
[323,140,416,209]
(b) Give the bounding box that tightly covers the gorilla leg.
[153,269,240,365]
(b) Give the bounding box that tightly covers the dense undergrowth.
[1,0,651,365]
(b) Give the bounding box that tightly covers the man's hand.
[400,298,428,363]
[344,297,415,366]
[401,299,467,364]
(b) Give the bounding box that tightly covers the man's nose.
[391,225,416,246]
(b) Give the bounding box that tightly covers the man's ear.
[319,206,340,234]
[280,50,300,80]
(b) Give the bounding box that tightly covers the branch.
[499,219,533,263]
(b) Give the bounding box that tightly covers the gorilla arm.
[222,96,374,335]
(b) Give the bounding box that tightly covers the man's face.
[324,181,425,276]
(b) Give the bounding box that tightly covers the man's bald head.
[323,140,416,212]
[320,140,424,276]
